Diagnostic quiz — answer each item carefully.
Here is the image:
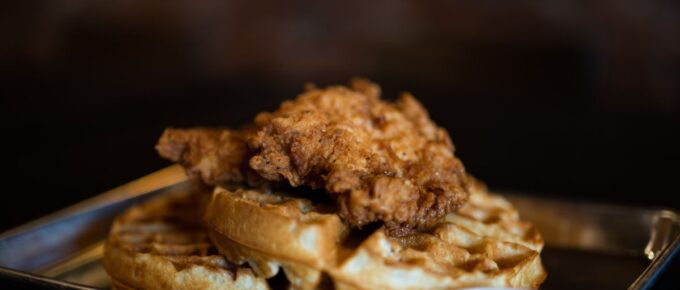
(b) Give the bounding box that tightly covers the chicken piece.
[156,128,248,185]
[248,79,469,236]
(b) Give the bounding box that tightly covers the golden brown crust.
[155,79,468,236]
[156,128,248,186]
[247,79,468,235]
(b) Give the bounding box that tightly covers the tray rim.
[0,265,98,290]
[0,165,187,240]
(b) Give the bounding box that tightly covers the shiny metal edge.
[629,234,680,290]
[0,165,188,273]
[0,266,97,290]
[41,242,104,278]
[504,192,680,257]
[0,165,186,239]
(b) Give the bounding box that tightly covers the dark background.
[4,0,679,228]
[1,0,679,287]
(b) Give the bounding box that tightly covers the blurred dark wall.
[1,0,679,231]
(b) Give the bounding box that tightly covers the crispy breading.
[247,79,468,236]
[156,128,248,185]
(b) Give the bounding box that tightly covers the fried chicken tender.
[247,79,469,236]
[156,128,248,185]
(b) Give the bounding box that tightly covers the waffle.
[205,187,347,289]
[204,184,546,290]
[448,180,544,252]
[103,187,270,290]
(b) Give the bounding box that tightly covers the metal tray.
[1,165,678,289]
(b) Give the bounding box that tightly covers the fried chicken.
[156,128,248,185]
[155,80,469,236]
[247,79,469,236]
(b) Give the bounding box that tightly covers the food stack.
[103,79,546,289]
